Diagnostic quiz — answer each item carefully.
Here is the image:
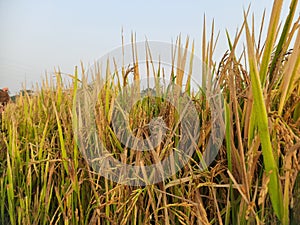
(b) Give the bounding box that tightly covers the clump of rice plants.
[0,0,300,224]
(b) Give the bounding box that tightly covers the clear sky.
[0,0,296,94]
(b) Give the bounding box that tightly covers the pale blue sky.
[0,0,295,93]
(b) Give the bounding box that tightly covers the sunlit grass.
[0,0,300,224]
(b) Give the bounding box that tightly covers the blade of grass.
[269,0,299,84]
[278,26,300,117]
[244,12,284,221]
[224,102,234,224]
[52,101,69,174]
[259,0,283,86]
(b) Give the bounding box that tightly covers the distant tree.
[0,87,10,113]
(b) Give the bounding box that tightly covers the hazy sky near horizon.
[0,1,296,93]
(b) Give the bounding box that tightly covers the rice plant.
[0,0,299,224]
